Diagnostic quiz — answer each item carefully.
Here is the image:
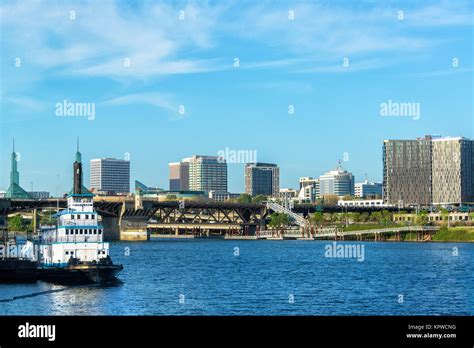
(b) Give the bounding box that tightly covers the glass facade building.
[355,181,383,198]
[188,155,227,193]
[245,163,280,197]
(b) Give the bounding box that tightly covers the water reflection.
[46,281,123,315]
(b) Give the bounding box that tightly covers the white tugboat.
[36,143,123,284]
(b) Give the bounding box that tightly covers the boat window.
[98,229,102,235]
[66,230,69,235]
[91,215,95,220]
[85,215,89,219]
[75,229,78,235]
[65,251,69,255]
[80,229,83,234]
[71,215,74,219]
[93,229,97,235]
[77,214,80,219]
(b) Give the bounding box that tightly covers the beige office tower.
[169,160,190,191]
[431,137,474,205]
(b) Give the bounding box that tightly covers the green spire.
[75,137,82,163]
[6,138,31,199]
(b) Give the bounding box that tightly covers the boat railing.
[35,235,103,244]
[58,220,99,227]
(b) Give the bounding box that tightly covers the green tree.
[360,212,369,223]
[40,211,57,226]
[415,211,429,226]
[440,208,449,227]
[369,211,382,223]
[268,213,291,230]
[310,212,324,226]
[380,210,392,225]
[237,193,252,204]
[351,212,361,223]
[165,194,178,201]
[469,212,474,222]
[8,215,24,232]
[322,194,339,206]
[252,195,268,203]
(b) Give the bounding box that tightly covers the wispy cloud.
[0,0,226,79]
[406,67,474,78]
[2,0,472,82]
[101,92,182,118]
[3,96,46,111]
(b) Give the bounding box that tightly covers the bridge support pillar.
[102,216,120,241]
[32,208,38,234]
[120,217,150,241]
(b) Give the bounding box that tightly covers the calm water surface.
[1,239,472,315]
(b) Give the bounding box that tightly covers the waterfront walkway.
[257,226,439,241]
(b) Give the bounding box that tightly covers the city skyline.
[1,0,473,194]
[2,134,472,199]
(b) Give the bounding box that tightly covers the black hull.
[0,259,39,283]
[39,264,123,285]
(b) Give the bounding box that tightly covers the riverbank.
[431,226,474,242]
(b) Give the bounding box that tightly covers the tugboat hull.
[39,264,123,284]
[0,259,39,283]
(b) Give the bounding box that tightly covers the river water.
[0,239,472,315]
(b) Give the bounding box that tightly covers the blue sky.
[1,0,473,195]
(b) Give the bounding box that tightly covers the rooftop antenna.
[77,136,79,152]
[12,138,15,153]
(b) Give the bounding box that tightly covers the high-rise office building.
[188,155,227,193]
[355,180,383,198]
[431,137,473,205]
[383,135,473,206]
[383,138,432,206]
[169,159,190,191]
[90,158,130,194]
[245,163,279,197]
[319,166,354,197]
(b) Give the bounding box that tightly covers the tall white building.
[319,166,354,197]
[90,158,130,194]
[188,155,227,193]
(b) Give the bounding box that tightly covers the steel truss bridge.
[0,198,417,240]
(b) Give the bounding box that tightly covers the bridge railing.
[266,202,308,227]
[339,225,439,236]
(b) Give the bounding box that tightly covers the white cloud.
[0,0,225,79]
[1,0,471,81]
[101,92,180,116]
[4,96,46,111]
